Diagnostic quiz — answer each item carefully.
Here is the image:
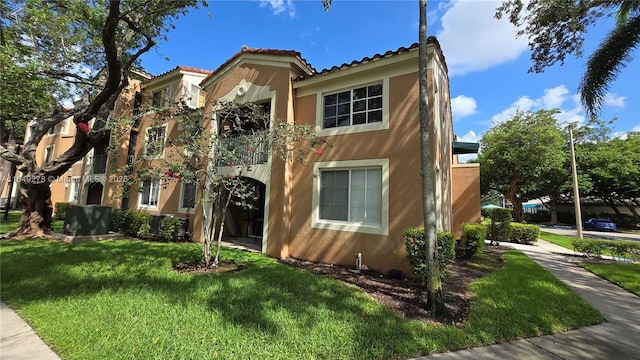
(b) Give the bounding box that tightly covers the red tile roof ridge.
[200,46,316,87]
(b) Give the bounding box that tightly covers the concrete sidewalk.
[0,301,61,360]
[414,240,640,360]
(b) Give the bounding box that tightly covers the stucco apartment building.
[29,37,480,274]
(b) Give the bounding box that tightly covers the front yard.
[0,238,603,360]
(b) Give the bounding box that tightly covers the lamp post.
[569,125,583,239]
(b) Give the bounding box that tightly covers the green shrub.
[404,228,455,281]
[131,211,151,238]
[110,209,151,238]
[54,202,72,220]
[509,223,540,244]
[572,238,640,260]
[460,223,487,259]
[572,238,606,257]
[158,216,184,242]
[486,207,512,243]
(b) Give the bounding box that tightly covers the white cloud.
[490,96,538,124]
[613,124,640,139]
[604,93,626,108]
[435,0,527,76]
[490,85,588,127]
[259,0,295,17]
[541,85,569,109]
[456,130,480,163]
[451,95,477,120]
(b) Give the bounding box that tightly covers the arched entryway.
[223,177,265,251]
[85,182,103,205]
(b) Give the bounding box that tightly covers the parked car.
[583,218,617,232]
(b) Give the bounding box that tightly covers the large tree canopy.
[0,0,206,238]
[479,109,566,222]
[496,0,640,117]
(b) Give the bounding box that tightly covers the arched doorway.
[86,182,103,205]
[224,177,265,251]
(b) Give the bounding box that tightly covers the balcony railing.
[216,134,269,166]
[86,154,108,174]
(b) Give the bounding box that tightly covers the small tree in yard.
[124,100,326,268]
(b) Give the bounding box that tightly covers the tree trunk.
[418,0,444,316]
[602,197,621,215]
[549,196,558,225]
[6,180,55,239]
[506,185,523,222]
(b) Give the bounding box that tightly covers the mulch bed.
[280,246,510,326]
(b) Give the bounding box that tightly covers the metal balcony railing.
[216,134,269,166]
[86,154,108,174]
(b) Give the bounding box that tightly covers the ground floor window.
[312,159,389,235]
[179,178,197,213]
[139,180,160,208]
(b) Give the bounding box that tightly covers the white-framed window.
[144,125,167,158]
[69,177,80,203]
[322,83,383,129]
[44,145,54,164]
[187,84,205,108]
[178,177,197,213]
[151,86,171,108]
[138,180,160,208]
[312,158,389,235]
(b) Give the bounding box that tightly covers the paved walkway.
[1,240,639,360]
[414,240,640,360]
[0,301,61,360]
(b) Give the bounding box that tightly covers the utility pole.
[569,125,583,239]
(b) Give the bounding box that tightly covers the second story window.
[323,83,382,129]
[145,126,166,158]
[188,84,205,108]
[151,86,171,108]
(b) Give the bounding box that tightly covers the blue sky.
[140,0,640,157]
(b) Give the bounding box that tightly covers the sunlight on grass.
[538,231,574,249]
[0,241,604,359]
[580,263,640,296]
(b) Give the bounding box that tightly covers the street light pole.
[569,125,583,239]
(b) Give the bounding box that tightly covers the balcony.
[86,154,108,174]
[216,134,269,166]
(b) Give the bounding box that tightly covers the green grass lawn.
[580,263,640,296]
[538,231,575,249]
[0,211,64,234]
[0,239,603,360]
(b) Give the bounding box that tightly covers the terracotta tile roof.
[200,46,316,87]
[294,37,445,81]
[151,65,212,80]
[176,66,213,75]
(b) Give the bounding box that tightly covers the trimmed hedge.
[54,202,72,220]
[572,238,640,261]
[509,223,540,245]
[460,223,487,259]
[404,228,456,280]
[486,207,512,243]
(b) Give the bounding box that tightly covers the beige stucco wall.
[287,71,427,275]
[452,163,481,238]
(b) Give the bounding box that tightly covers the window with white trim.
[312,159,389,235]
[151,86,171,108]
[139,180,160,208]
[144,125,166,158]
[69,177,80,203]
[44,145,54,164]
[187,84,205,108]
[179,177,197,213]
[322,83,382,129]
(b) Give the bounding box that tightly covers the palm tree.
[579,3,640,117]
